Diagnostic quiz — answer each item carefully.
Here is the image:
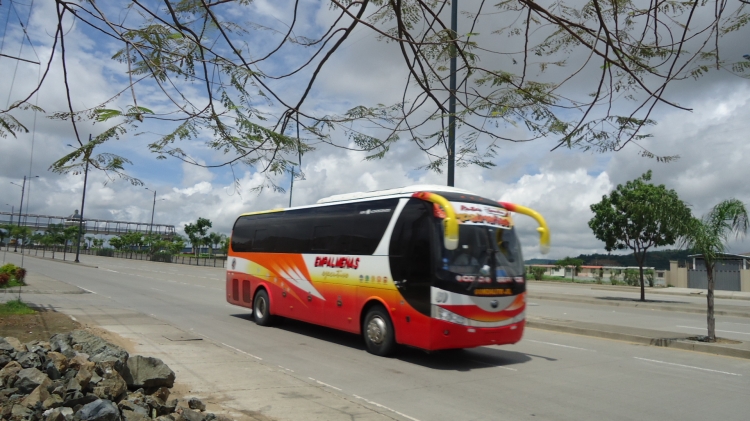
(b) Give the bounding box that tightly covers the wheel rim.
[366,316,387,344]
[255,296,266,319]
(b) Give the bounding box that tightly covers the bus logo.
[314,256,360,269]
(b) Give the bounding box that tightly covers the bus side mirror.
[413,191,459,251]
[499,201,551,255]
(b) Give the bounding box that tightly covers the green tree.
[184,218,212,257]
[85,236,94,249]
[589,171,693,301]
[0,224,9,249]
[555,257,584,282]
[168,235,187,256]
[6,2,747,189]
[206,232,226,256]
[109,236,125,251]
[62,226,80,261]
[46,224,66,259]
[681,200,748,342]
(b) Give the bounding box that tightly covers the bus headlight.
[434,306,469,326]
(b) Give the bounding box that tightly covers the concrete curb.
[528,280,750,301]
[528,293,750,318]
[527,320,750,359]
[15,254,98,268]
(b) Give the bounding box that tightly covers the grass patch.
[0,300,35,316]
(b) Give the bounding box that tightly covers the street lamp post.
[73,135,92,263]
[11,177,27,252]
[447,0,458,187]
[288,166,306,207]
[3,204,12,253]
[146,188,157,236]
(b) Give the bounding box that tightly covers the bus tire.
[363,306,395,356]
[253,289,273,326]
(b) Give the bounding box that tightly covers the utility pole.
[447,0,458,187]
[74,135,92,263]
[289,167,295,208]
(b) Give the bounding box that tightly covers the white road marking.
[723,322,750,326]
[309,377,342,391]
[150,287,165,292]
[466,358,518,371]
[220,342,262,360]
[79,287,97,294]
[353,394,421,421]
[633,357,742,376]
[526,339,596,351]
[676,325,750,335]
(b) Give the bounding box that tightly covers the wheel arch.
[359,297,396,339]
[253,282,273,315]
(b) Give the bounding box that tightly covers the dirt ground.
[0,308,81,343]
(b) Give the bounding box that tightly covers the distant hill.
[524,258,556,265]
[525,249,692,270]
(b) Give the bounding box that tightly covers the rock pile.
[0,331,227,421]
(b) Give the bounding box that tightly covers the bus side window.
[253,229,271,252]
[312,225,333,251]
[231,216,254,252]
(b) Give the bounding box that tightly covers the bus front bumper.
[428,319,525,350]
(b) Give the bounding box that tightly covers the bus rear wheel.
[253,289,273,326]
[363,306,395,356]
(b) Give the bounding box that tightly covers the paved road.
[3,253,750,421]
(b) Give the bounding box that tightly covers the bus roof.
[316,184,475,204]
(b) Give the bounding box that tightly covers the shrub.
[0,263,18,276]
[0,273,9,286]
[529,267,546,281]
[150,251,173,263]
[97,248,115,257]
[624,269,639,286]
[14,267,26,282]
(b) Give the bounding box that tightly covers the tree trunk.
[707,263,716,342]
[639,265,645,301]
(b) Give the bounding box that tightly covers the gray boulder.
[0,353,11,369]
[16,351,43,369]
[92,369,127,401]
[50,333,75,359]
[187,398,206,411]
[69,331,128,371]
[122,356,175,389]
[0,337,16,353]
[76,399,121,421]
[121,410,150,421]
[15,367,50,393]
[177,409,205,421]
[0,360,23,387]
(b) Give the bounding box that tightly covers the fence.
[11,246,227,269]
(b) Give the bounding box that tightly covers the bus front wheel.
[363,306,395,356]
[253,289,273,326]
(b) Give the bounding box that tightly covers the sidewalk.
[526,317,750,359]
[528,280,750,300]
[3,272,87,295]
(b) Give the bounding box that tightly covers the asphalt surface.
[3,252,750,421]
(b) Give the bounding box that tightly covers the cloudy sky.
[1,1,749,260]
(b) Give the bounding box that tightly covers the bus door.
[388,199,435,348]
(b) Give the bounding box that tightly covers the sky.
[1,1,749,260]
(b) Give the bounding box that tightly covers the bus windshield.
[442,225,525,281]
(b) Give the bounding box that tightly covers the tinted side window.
[231,216,254,252]
[313,199,397,255]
